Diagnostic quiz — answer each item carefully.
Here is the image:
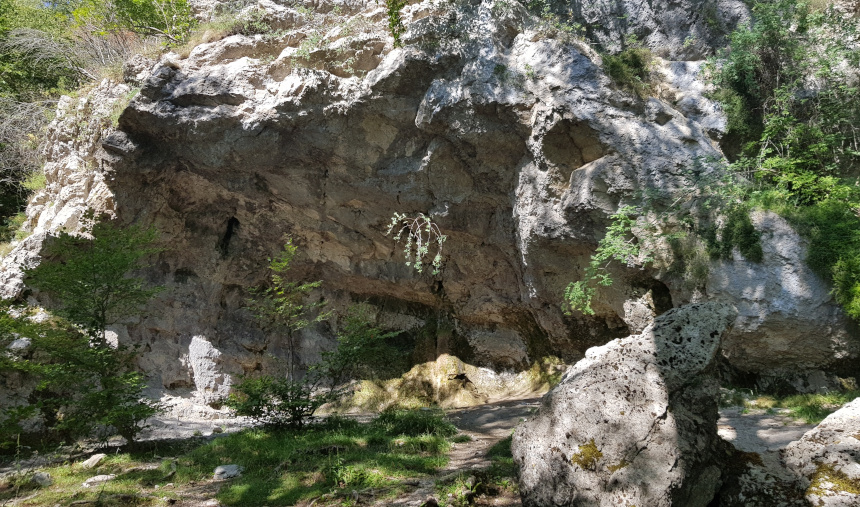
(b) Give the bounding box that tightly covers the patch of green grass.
[779,391,860,424]
[372,408,457,438]
[721,386,860,424]
[602,46,653,98]
[486,435,516,481]
[175,415,450,505]
[0,452,180,506]
[1,410,456,506]
[440,434,519,504]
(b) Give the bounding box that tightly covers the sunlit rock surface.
[0,0,855,402]
[512,302,737,507]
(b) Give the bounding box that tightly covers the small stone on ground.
[213,464,243,480]
[83,474,116,487]
[81,453,107,469]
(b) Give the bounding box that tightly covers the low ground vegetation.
[720,387,860,424]
[0,409,461,506]
[435,435,518,506]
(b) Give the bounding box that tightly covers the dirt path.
[717,407,816,484]
[717,407,815,454]
[378,398,540,507]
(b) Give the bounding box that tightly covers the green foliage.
[379,0,406,48]
[385,212,447,275]
[0,309,159,449]
[0,0,81,98]
[602,38,653,97]
[320,304,404,386]
[5,212,164,446]
[780,390,860,424]
[372,407,457,437]
[175,412,450,505]
[228,303,407,428]
[229,239,336,428]
[20,168,44,191]
[722,386,860,424]
[225,370,339,429]
[563,206,652,316]
[708,0,860,319]
[247,239,326,336]
[524,0,586,42]
[245,238,328,375]
[24,209,164,342]
[80,0,195,42]
[235,244,406,428]
[1,409,454,505]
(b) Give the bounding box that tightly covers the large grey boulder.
[512,302,737,507]
[709,211,857,378]
[783,398,860,506]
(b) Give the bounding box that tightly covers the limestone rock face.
[0,80,126,299]
[0,0,855,399]
[783,398,860,506]
[709,211,858,376]
[551,0,750,60]
[511,302,737,507]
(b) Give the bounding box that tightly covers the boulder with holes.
[512,302,737,507]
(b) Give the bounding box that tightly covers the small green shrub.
[244,238,328,377]
[380,0,407,47]
[321,304,405,385]
[225,371,339,429]
[602,46,653,97]
[21,170,45,191]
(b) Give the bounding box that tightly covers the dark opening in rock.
[217,217,240,258]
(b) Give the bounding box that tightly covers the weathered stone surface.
[783,398,860,506]
[511,302,736,507]
[30,472,53,487]
[81,453,107,469]
[709,211,858,376]
[0,0,854,401]
[716,449,806,507]
[548,0,750,60]
[83,474,116,487]
[188,335,233,404]
[213,464,243,480]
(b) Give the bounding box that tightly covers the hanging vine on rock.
[377,0,407,47]
[385,212,447,275]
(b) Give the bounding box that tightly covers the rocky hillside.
[1,0,858,403]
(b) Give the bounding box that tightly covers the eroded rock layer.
[0,0,856,398]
